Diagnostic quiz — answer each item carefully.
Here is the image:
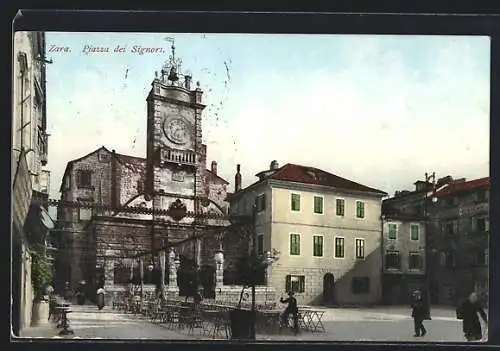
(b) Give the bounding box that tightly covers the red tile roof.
[435,177,489,197]
[261,163,387,195]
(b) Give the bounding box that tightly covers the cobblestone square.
[18,304,485,343]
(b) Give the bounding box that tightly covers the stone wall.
[270,258,382,307]
[215,285,277,305]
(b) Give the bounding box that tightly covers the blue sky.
[44,32,490,202]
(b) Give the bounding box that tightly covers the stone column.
[265,253,273,286]
[167,248,179,299]
[104,250,114,288]
[103,250,115,306]
[159,250,166,298]
[214,250,224,289]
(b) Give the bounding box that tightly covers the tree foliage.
[235,253,267,286]
[31,248,53,302]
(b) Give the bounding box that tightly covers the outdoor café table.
[203,309,230,339]
[299,309,325,333]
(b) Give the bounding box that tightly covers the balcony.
[161,148,196,167]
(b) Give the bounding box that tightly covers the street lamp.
[423,172,438,307]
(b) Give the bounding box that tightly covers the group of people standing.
[411,289,488,342]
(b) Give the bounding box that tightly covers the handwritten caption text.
[49,44,167,55]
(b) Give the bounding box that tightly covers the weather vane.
[162,37,183,84]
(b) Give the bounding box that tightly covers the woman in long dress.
[457,292,488,341]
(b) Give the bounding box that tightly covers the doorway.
[323,273,336,305]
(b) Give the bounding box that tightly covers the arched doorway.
[199,265,216,299]
[323,273,336,305]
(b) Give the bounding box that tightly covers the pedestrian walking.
[411,290,427,337]
[456,292,488,342]
[96,287,105,310]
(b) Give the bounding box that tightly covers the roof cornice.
[268,179,387,198]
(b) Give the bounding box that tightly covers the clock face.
[163,117,189,145]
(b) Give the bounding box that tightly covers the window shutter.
[262,194,266,210]
[76,171,81,187]
[299,276,305,293]
[285,275,291,292]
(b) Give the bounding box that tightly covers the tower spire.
[163,37,180,84]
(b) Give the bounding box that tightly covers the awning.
[40,206,55,230]
[25,202,55,242]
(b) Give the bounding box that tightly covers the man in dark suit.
[280,291,299,335]
[411,290,427,337]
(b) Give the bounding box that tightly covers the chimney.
[414,180,430,192]
[270,160,279,170]
[235,164,242,192]
[211,161,218,175]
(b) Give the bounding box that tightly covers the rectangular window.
[285,275,305,293]
[313,196,324,214]
[255,194,266,212]
[65,175,72,190]
[410,224,420,241]
[76,170,92,188]
[334,237,345,258]
[408,253,423,270]
[257,234,264,256]
[388,223,397,240]
[351,277,370,294]
[137,180,144,194]
[291,193,301,211]
[336,198,345,216]
[290,234,300,256]
[385,251,400,269]
[78,198,93,221]
[356,201,365,219]
[313,236,323,257]
[355,239,365,259]
[99,151,110,163]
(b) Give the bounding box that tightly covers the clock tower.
[145,41,206,227]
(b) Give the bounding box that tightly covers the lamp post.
[423,172,438,307]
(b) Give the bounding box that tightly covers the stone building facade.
[380,209,426,305]
[12,31,52,335]
[229,161,387,306]
[382,175,489,306]
[430,177,489,306]
[55,46,267,302]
